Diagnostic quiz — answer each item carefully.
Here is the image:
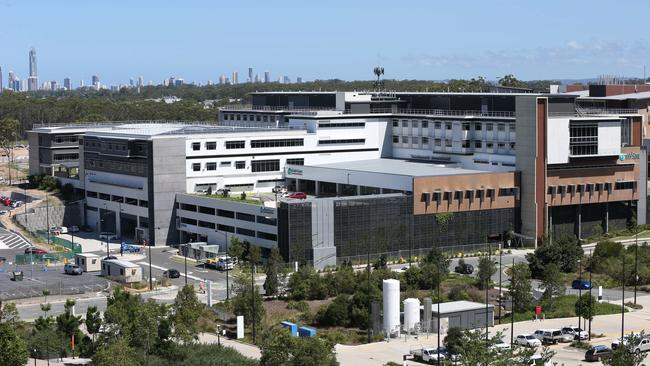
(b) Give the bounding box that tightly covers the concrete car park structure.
[28,88,649,267]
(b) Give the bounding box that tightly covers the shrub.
[286,300,309,312]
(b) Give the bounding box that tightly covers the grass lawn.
[195,193,264,205]
[501,294,627,323]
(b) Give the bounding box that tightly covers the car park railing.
[34,230,82,253]
[0,277,107,301]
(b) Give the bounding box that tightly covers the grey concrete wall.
[28,132,40,175]
[14,201,85,233]
[639,146,647,225]
[150,137,187,246]
[516,96,542,243]
[311,198,337,269]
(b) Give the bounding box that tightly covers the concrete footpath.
[199,332,262,360]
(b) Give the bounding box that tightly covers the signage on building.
[260,206,275,215]
[287,167,303,176]
[619,152,640,161]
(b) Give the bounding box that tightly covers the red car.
[24,247,47,255]
[287,192,307,199]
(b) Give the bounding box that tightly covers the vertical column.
[356,185,361,195]
[295,179,301,192]
[605,202,609,234]
[315,181,320,196]
[336,183,342,196]
[576,204,582,240]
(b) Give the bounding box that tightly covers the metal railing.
[220,105,337,112]
[32,120,220,128]
[365,108,516,118]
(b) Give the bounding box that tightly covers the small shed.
[429,300,494,332]
[101,259,142,283]
[75,253,101,272]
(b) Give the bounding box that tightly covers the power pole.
[588,249,593,341]
[251,263,257,344]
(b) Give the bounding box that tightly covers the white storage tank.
[403,298,420,334]
[383,279,400,336]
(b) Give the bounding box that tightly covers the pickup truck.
[120,243,141,253]
[409,346,446,364]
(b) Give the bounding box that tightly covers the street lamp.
[149,226,160,291]
[215,230,230,300]
[577,259,582,330]
[498,241,503,325]
[634,225,639,305]
[621,254,625,340]
[588,249,593,341]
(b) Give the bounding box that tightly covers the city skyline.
[1,0,649,86]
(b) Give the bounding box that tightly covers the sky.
[1,0,649,86]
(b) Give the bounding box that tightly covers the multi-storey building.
[28,89,648,268]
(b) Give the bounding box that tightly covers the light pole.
[23,185,27,224]
[498,242,503,325]
[437,254,441,365]
[149,227,160,291]
[510,257,515,345]
[577,259,582,330]
[182,243,188,286]
[251,262,257,344]
[367,249,371,344]
[215,230,230,300]
[45,191,50,246]
[634,225,639,305]
[485,239,490,353]
[621,254,625,340]
[588,250,594,341]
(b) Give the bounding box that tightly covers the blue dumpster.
[298,326,317,337]
[280,321,298,337]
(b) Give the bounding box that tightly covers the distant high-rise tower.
[297,77,303,83]
[283,75,290,84]
[129,78,134,87]
[248,67,253,82]
[254,74,260,83]
[8,71,15,91]
[80,79,84,88]
[264,71,270,83]
[219,74,226,84]
[28,47,38,91]
[64,78,72,91]
[232,71,238,84]
[92,75,100,90]
[137,76,144,88]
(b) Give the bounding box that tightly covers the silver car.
[64,263,82,275]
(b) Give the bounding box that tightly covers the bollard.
[598,286,603,302]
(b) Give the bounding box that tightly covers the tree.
[316,295,351,327]
[260,327,291,365]
[85,305,102,343]
[77,114,108,122]
[477,256,496,290]
[0,300,19,323]
[40,303,52,318]
[248,244,262,265]
[444,327,464,356]
[0,117,18,185]
[260,327,338,366]
[372,254,388,270]
[508,262,533,312]
[264,247,283,296]
[56,299,82,340]
[92,338,139,366]
[231,273,265,327]
[0,323,29,366]
[527,235,583,278]
[172,285,203,343]
[540,263,565,310]
[575,293,596,322]
[498,74,528,89]
[228,236,245,262]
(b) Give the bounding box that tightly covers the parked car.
[69,225,80,233]
[120,243,141,253]
[454,262,474,274]
[561,326,589,341]
[534,329,572,345]
[49,227,62,235]
[286,192,307,199]
[409,346,446,363]
[10,200,22,208]
[515,334,542,348]
[437,346,461,362]
[211,256,235,271]
[572,279,593,290]
[24,247,47,255]
[103,255,118,261]
[99,232,118,240]
[489,339,511,352]
[585,345,612,362]
[163,269,181,279]
[633,337,650,353]
[216,188,230,196]
[64,263,83,275]
[80,225,93,232]
[0,210,8,215]
[526,354,553,366]
[59,226,69,234]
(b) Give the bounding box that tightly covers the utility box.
[298,326,317,337]
[75,253,101,272]
[281,321,298,337]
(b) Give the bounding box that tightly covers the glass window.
[445,123,452,130]
[220,161,231,167]
[393,136,399,143]
[251,139,304,148]
[392,120,399,127]
[462,123,471,131]
[474,140,482,148]
[486,123,494,131]
[498,123,506,131]
[225,140,245,149]
[422,137,429,144]
[486,142,494,148]
[192,163,200,171]
[445,140,452,147]
[206,162,217,171]
[235,161,246,169]
[205,141,217,150]
[402,136,409,143]
[434,122,442,129]
[318,139,365,145]
[286,158,304,165]
[191,142,200,151]
[422,121,428,128]
[412,121,419,128]
[434,139,441,147]
[474,123,482,131]
[251,159,280,172]
[402,120,409,127]
[462,140,470,148]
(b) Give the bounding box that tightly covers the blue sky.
[2,0,649,85]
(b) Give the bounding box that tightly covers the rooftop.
[430,300,494,314]
[82,123,299,138]
[310,158,491,177]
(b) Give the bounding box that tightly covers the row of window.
[192,160,247,172]
[421,187,518,203]
[393,120,515,132]
[53,153,79,162]
[547,181,636,195]
[222,113,279,123]
[251,139,304,148]
[252,159,280,172]
[393,136,515,150]
[85,158,147,176]
[178,203,277,226]
[318,139,365,145]
[86,191,148,207]
[181,217,278,241]
[53,135,78,144]
[318,122,365,128]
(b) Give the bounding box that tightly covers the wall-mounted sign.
[287,168,303,176]
[619,152,640,161]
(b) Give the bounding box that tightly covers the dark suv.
[585,345,611,362]
[454,263,474,274]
